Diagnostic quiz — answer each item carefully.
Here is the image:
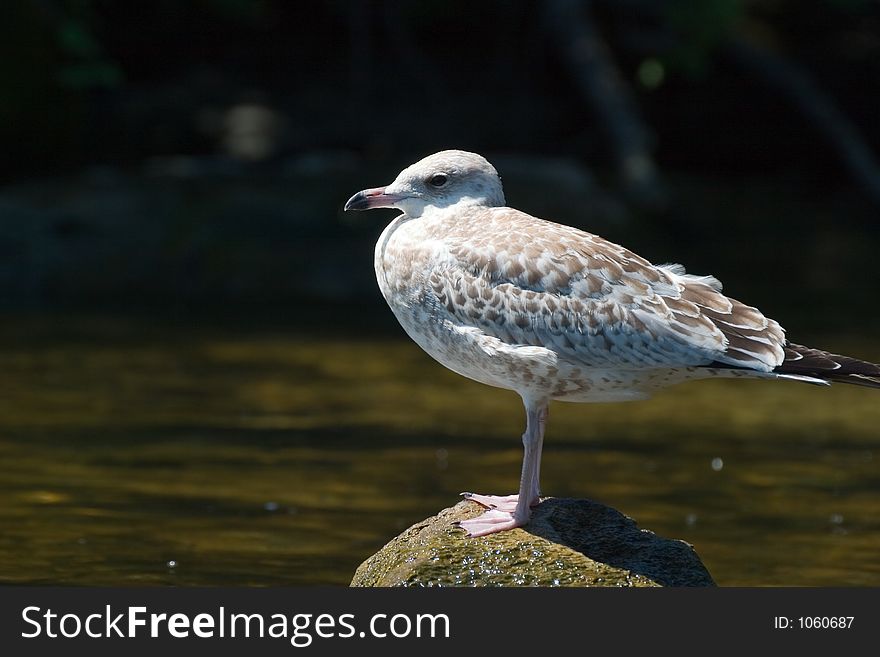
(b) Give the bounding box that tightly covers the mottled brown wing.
[427,207,786,371]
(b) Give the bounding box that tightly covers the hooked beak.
[344,186,404,211]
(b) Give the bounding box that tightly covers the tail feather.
[774,343,880,389]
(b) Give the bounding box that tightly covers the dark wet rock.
[351,498,715,587]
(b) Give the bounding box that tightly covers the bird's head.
[344,150,505,218]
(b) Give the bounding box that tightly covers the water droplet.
[167,560,177,568]
[711,457,724,471]
[685,513,698,527]
[829,513,844,525]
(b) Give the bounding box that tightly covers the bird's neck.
[415,199,492,223]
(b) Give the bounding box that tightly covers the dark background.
[2,0,880,333]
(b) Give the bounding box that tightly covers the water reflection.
[0,316,877,585]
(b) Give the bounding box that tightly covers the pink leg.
[459,400,548,537]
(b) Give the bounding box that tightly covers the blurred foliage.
[56,17,122,89]
[0,2,79,174]
[0,0,273,175]
[663,0,743,77]
[1,0,878,181]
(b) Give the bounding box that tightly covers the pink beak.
[344,186,404,211]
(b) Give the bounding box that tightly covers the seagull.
[344,150,880,537]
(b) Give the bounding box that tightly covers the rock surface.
[351,498,715,587]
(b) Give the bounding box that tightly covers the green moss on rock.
[352,498,714,587]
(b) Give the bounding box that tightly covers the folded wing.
[427,208,786,372]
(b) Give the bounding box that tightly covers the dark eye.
[428,173,448,187]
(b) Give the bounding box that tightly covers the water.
[0,315,878,586]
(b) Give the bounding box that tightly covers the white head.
[344,150,505,218]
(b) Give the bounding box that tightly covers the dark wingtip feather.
[844,374,880,389]
[774,343,880,389]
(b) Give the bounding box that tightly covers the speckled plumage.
[345,150,880,536]
[370,157,793,405]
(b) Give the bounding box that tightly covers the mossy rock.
[351,498,714,587]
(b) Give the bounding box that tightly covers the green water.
[0,315,878,586]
